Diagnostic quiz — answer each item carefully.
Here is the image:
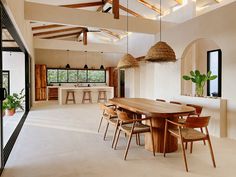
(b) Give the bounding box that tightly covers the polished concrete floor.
[2,102,236,177]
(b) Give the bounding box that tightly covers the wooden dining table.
[109,98,195,153]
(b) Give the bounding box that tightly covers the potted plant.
[183,70,217,97]
[3,89,25,116]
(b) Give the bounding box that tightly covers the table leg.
[145,117,178,153]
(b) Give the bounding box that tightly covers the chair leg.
[163,120,168,157]
[207,137,216,168]
[124,134,133,160]
[97,116,103,133]
[112,123,119,148]
[103,122,109,140]
[180,138,189,172]
[150,132,155,157]
[200,128,206,145]
[138,133,141,145]
[185,142,188,150]
[114,129,121,150]
[190,142,193,154]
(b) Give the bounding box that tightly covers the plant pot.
[5,108,16,116]
[195,84,204,97]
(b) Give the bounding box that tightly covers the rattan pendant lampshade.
[145,41,176,62]
[117,54,139,69]
[145,0,176,62]
[117,1,139,69]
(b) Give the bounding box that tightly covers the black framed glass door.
[0,2,31,174]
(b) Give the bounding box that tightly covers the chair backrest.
[99,103,107,110]
[170,101,182,105]
[106,107,117,117]
[186,104,203,116]
[185,116,210,128]
[117,110,132,122]
[156,99,166,102]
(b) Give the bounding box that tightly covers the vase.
[195,84,204,97]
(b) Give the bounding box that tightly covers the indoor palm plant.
[183,70,217,97]
[3,89,25,116]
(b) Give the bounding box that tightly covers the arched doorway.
[181,38,222,97]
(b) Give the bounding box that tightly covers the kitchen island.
[58,86,114,105]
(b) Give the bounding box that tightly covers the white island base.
[58,86,114,105]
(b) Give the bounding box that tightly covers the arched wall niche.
[181,38,221,96]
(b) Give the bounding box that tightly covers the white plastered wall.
[125,1,236,139]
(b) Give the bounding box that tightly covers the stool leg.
[89,92,92,103]
[72,92,76,104]
[82,92,85,104]
[66,93,69,104]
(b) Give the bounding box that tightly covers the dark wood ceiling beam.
[83,30,88,45]
[61,1,104,8]
[112,0,119,19]
[43,32,81,39]
[137,0,161,14]
[33,27,84,37]
[32,24,63,31]
[107,0,143,18]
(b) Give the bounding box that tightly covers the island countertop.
[58,86,114,105]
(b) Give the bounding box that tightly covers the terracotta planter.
[5,108,16,116]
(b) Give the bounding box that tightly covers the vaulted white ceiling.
[26,0,232,45]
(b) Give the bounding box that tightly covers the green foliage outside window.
[58,70,68,82]
[47,68,106,84]
[68,70,77,82]
[88,70,105,83]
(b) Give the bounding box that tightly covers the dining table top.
[109,98,195,117]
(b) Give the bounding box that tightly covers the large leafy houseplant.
[183,70,217,97]
[3,89,25,116]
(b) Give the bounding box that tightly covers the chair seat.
[121,123,150,134]
[178,118,186,124]
[169,128,207,141]
[108,117,118,125]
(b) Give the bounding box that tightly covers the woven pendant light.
[117,54,139,69]
[145,0,176,62]
[117,1,139,69]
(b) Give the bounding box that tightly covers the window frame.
[46,68,106,85]
[2,70,10,95]
[207,49,222,97]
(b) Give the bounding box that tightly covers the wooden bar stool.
[65,91,76,104]
[97,90,107,103]
[82,90,92,103]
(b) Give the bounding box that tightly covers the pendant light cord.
[127,0,128,54]
[160,0,162,41]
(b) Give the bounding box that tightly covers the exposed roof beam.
[107,0,143,18]
[137,0,161,14]
[32,24,63,31]
[34,38,126,53]
[100,28,120,39]
[2,39,15,42]
[61,1,104,8]
[83,30,88,45]
[112,0,119,19]
[33,27,84,37]
[25,2,173,34]
[43,32,81,39]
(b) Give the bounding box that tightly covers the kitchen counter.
[58,86,114,105]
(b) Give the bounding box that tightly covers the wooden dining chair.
[156,99,166,102]
[113,110,155,160]
[97,104,118,143]
[170,101,182,105]
[186,104,205,148]
[97,103,116,133]
[163,116,216,172]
